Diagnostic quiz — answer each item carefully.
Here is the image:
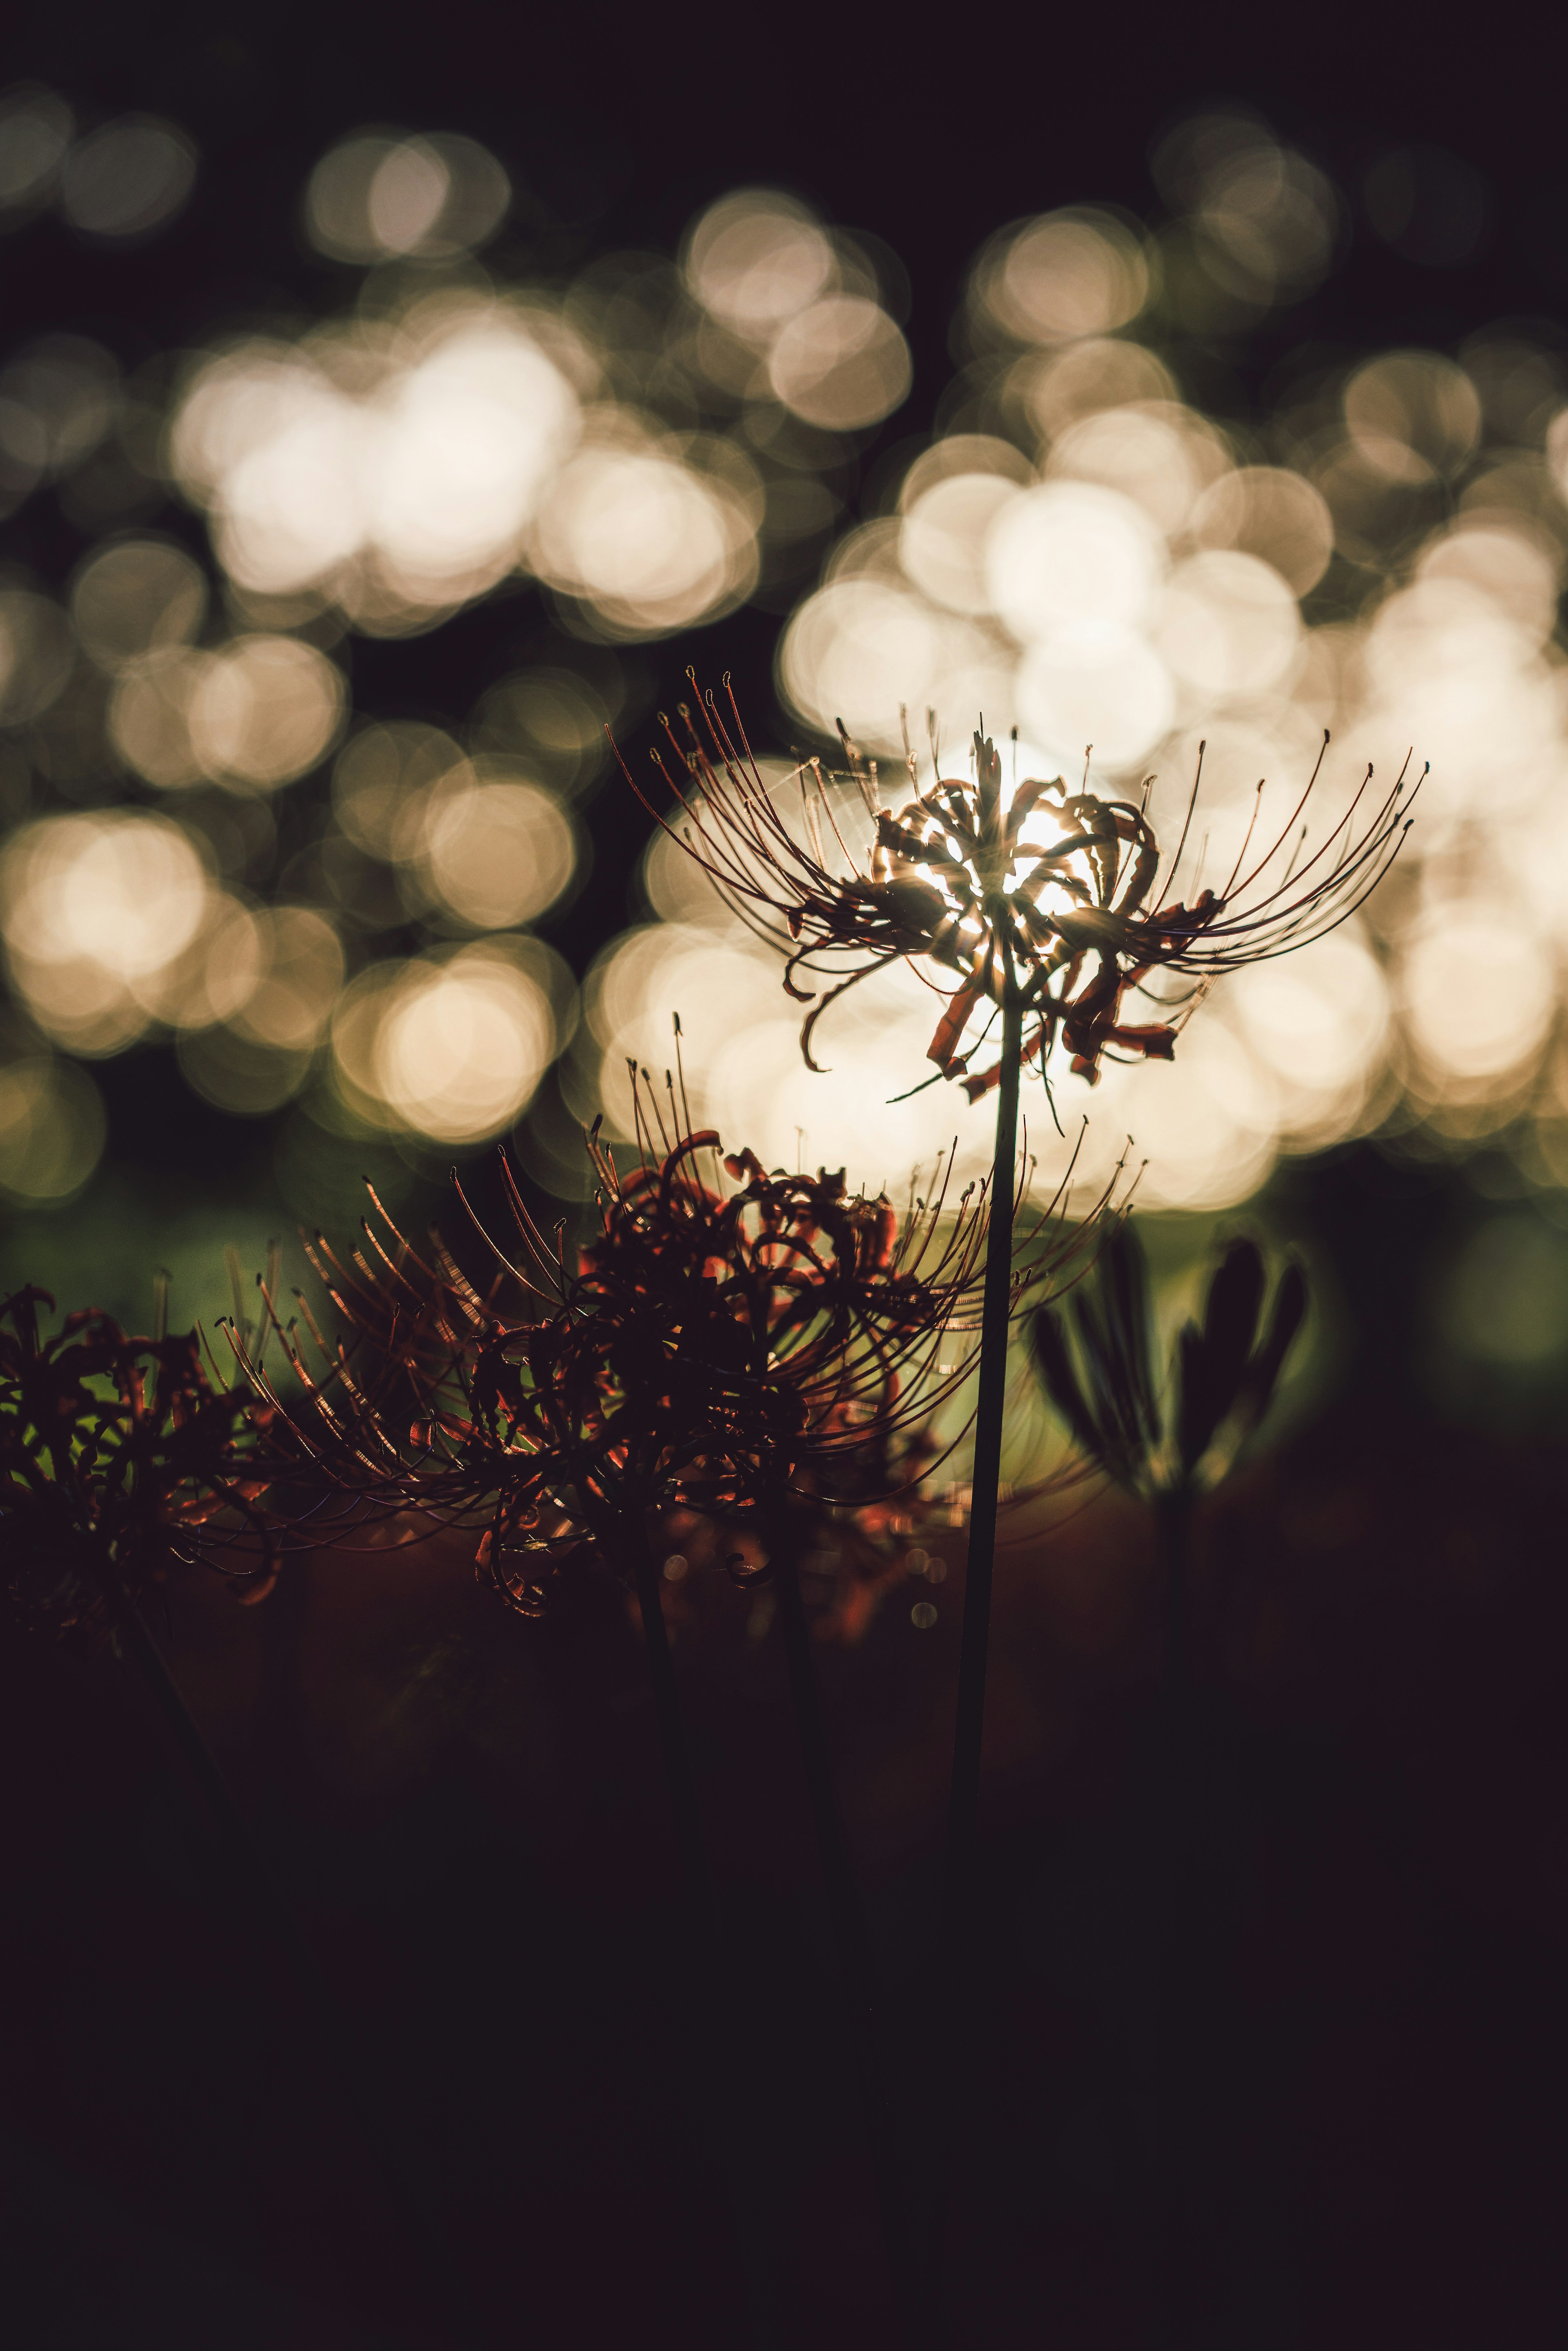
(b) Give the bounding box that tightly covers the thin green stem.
[94,1555,479,2347]
[774,1540,917,2344]
[947,982,1025,1880]
[927,979,1024,2337]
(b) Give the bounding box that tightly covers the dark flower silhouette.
[247,1059,1111,1603]
[0,1283,278,1647]
[1030,1220,1307,1504]
[1031,1218,1307,1688]
[655,1413,946,1649]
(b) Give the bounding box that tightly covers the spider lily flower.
[254,1059,1118,1610]
[0,1284,280,1646]
[651,1417,944,1650]
[619,680,1420,1096]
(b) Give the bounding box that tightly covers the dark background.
[4,4,1568,2345]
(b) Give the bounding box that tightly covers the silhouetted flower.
[672,1413,947,1646]
[253,1061,1117,1613]
[0,1284,278,1647]
[1030,1221,1307,1502]
[621,680,1420,1095]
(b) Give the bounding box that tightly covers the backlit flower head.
[621,678,1420,1096]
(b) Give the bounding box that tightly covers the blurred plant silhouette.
[1031,1220,1307,1679]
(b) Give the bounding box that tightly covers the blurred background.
[5,1,1568,1433]
[6,6,1568,2346]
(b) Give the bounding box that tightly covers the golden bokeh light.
[533,433,758,635]
[1016,628,1175,771]
[779,577,950,754]
[1102,1023,1281,1213]
[332,721,466,858]
[0,589,75,723]
[176,906,345,1115]
[1045,401,1228,539]
[0,86,73,216]
[70,536,207,668]
[330,938,559,1143]
[1012,338,1178,448]
[1223,928,1393,1149]
[305,130,510,265]
[1155,550,1302,705]
[416,769,579,930]
[767,295,911,431]
[986,481,1168,644]
[683,190,835,344]
[110,633,344,791]
[1399,909,1556,1091]
[18,135,1568,1215]
[171,308,583,624]
[0,1054,105,1205]
[1344,351,1483,484]
[900,474,1026,616]
[225,906,345,1051]
[0,811,216,1052]
[58,115,196,241]
[187,635,345,789]
[973,209,1152,345]
[1189,466,1334,599]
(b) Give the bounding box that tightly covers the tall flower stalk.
[622,685,1416,1757]
[621,678,1417,2331]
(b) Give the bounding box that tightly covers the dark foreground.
[3,1403,1565,2349]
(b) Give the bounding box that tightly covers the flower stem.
[93,1554,480,2347]
[627,1530,785,2351]
[629,1531,713,1901]
[927,981,1024,2333]
[948,982,1024,1881]
[774,1541,917,2343]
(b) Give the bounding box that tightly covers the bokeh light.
[59,116,196,242]
[417,769,579,929]
[331,938,561,1143]
[0,87,73,218]
[768,296,911,430]
[972,209,1152,344]
[71,536,207,667]
[0,1054,105,1205]
[0,811,224,1052]
[305,131,510,265]
[109,633,345,791]
[9,109,1568,1216]
[684,190,835,343]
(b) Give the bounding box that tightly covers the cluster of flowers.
[1,1061,1114,1649]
